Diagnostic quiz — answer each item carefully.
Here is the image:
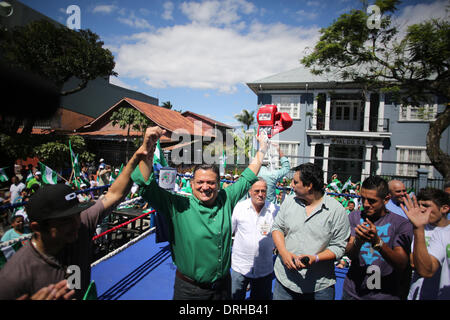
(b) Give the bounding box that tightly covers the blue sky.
[20,0,448,127]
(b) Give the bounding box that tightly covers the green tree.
[0,19,117,135]
[33,135,95,171]
[161,101,173,109]
[301,0,450,180]
[234,109,255,130]
[110,107,151,162]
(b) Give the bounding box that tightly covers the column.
[324,94,331,131]
[376,144,383,175]
[362,144,373,180]
[323,142,330,182]
[363,92,371,131]
[310,142,316,164]
[312,92,318,130]
[377,93,385,132]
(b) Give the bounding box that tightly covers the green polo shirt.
[131,167,258,283]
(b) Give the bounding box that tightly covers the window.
[278,142,299,167]
[272,95,301,119]
[399,104,437,121]
[396,146,433,178]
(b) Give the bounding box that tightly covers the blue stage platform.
[92,232,348,300]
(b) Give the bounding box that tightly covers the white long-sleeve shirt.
[231,198,279,278]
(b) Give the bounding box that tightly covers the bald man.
[385,180,409,219]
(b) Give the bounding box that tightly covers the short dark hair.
[292,163,324,194]
[193,164,220,183]
[361,176,389,199]
[417,188,450,208]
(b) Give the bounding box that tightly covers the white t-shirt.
[427,224,450,300]
[9,182,25,204]
[231,198,279,278]
[408,224,441,300]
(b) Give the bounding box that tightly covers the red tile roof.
[79,98,214,138]
[181,111,233,129]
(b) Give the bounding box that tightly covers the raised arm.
[137,126,167,182]
[401,194,441,278]
[100,126,166,211]
[247,133,269,176]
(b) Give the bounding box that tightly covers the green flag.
[25,171,33,183]
[38,162,57,185]
[0,238,28,269]
[82,281,98,300]
[0,167,8,182]
[69,140,81,178]
[327,179,342,193]
[153,139,168,167]
[342,176,352,192]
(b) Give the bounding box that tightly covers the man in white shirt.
[9,176,26,204]
[231,178,279,300]
[402,192,450,300]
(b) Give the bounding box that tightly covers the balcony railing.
[311,117,390,132]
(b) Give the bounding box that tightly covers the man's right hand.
[16,280,75,300]
[279,250,299,270]
[136,126,167,163]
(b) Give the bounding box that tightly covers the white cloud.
[395,0,449,30]
[109,76,137,90]
[92,4,118,14]
[162,1,174,20]
[296,9,318,21]
[180,0,257,27]
[112,20,319,93]
[117,14,152,29]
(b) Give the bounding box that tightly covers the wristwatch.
[372,238,384,251]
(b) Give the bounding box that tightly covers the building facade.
[247,67,449,184]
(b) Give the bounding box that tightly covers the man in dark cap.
[0,130,155,300]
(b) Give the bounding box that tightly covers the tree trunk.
[426,106,450,181]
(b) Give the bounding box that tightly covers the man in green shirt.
[132,126,268,300]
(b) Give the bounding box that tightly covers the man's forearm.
[139,150,155,182]
[412,227,437,278]
[248,149,267,176]
[101,152,141,210]
[345,237,362,261]
[272,229,287,254]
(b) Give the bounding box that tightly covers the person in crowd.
[131,126,268,300]
[386,180,409,219]
[80,165,89,184]
[9,176,26,205]
[1,211,30,242]
[403,189,450,300]
[0,132,153,300]
[231,178,279,300]
[257,144,291,204]
[346,200,356,214]
[77,183,92,203]
[271,163,350,300]
[222,174,232,188]
[97,164,111,187]
[26,171,42,191]
[342,176,413,300]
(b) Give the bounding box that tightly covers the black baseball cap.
[26,184,95,222]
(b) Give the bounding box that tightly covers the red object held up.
[257,105,292,138]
